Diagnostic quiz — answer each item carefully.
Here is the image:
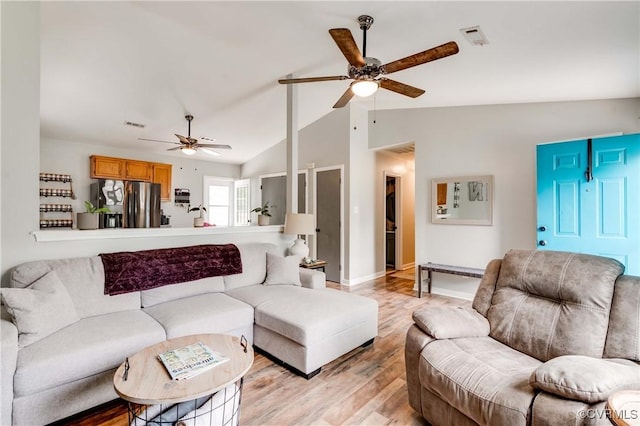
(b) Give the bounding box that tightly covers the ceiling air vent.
[123,120,146,128]
[460,26,489,46]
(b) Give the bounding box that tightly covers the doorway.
[385,174,401,271]
[314,166,343,283]
[259,172,307,225]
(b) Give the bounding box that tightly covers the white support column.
[286,74,299,214]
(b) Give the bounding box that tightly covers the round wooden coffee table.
[114,334,253,425]
[607,390,640,426]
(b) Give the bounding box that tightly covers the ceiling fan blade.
[382,41,459,74]
[167,147,182,151]
[138,138,179,145]
[196,143,232,150]
[278,76,349,84]
[379,79,425,98]
[201,148,221,157]
[329,28,365,67]
[333,87,355,108]
[175,134,191,144]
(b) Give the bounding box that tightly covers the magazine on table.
[157,341,229,381]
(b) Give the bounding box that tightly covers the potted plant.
[77,201,110,230]
[251,201,274,226]
[189,205,207,227]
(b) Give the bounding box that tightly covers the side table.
[300,259,327,272]
[417,263,484,298]
[114,333,253,426]
[607,390,640,426]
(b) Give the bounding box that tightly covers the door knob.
[538,226,546,232]
[539,240,547,246]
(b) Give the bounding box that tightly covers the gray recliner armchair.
[405,249,640,426]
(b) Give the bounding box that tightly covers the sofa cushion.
[263,253,301,286]
[227,285,378,346]
[529,355,640,403]
[143,293,254,339]
[488,249,623,361]
[1,271,80,348]
[141,276,225,307]
[13,310,165,397]
[419,336,541,426]
[10,256,140,319]
[223,243,277,290]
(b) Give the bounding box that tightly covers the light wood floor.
[52,273,467,426]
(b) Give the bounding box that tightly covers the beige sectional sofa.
[406,249,640,426]
[1,242,378,425]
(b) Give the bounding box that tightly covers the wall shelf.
[39,173,75,228]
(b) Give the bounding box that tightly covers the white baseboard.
[401,262,415,271]
[429,287,474,301]
[341,270,386,286]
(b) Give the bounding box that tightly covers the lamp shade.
[284,213,315,236]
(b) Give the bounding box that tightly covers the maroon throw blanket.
[100,244,242,295]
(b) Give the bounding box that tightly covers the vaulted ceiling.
[40,1,640,164]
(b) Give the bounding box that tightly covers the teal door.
[536,134,640,275]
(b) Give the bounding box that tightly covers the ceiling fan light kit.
[278,14,459,108]
[351,80,379,97]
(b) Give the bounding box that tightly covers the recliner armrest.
[299,268,326,289]
[412,306,489,339]
[529,355,640,404]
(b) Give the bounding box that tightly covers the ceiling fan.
[278,15,459,108]
[138,115,231,156]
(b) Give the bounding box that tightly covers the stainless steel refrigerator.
[122,182,161,228]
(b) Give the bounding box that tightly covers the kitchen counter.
[31,225,284,242]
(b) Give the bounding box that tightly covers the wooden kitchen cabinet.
[90,155,172,201]
[124,160,152,181]
[90,156,125,179]
[152,163,172,201]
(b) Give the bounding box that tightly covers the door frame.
[312,165,344,284]
[383,171,402,271]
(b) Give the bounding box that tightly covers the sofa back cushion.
[603,275,640,361]
[223,243,278,291]
[487,249,623,361]
[141,276,225,307]
[10,256,140,319]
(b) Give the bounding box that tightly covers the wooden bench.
[417,263,485,297]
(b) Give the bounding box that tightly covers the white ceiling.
[40,1,640,164]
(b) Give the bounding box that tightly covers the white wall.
[345,105,377,284]
[1,2,41,286]
[369,98,640,299]
[41,138,241,228]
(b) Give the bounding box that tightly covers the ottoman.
[227,285,378,378]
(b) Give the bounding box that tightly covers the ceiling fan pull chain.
[374,94,377,124]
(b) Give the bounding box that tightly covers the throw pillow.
[263,252,301,286]
[529,355,640,403]
[1,270,79,348]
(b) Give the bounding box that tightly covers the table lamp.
[283,213,315,260]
